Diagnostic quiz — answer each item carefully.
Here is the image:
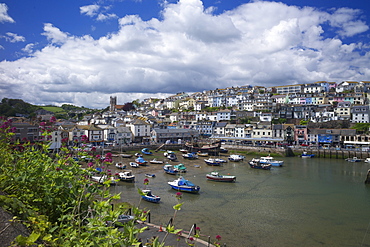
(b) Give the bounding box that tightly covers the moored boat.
[182,152,198,159]
[130,162,139,168]
[248,159,272,170]
[91,175,118,185]
[168,176,200,193]
[163,164,178,175]
[228,154,245,162]
[118,170,135,182]
[174,163,187,172]
[145,173,156,178]
[346,157,362,162]
[141,189,161,203]
[115,162,126,169]
[121,154,133,158]
[141,148,152,155]
[197,152,209,157]
[301,152,315,158]
[149,158,163,164]
[206,171,236,182]
[204,158,222,166]
[165,152,177,161]
[135,157,148,166]
[259,156,284,167]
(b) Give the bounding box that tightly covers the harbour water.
[112,156,370,247]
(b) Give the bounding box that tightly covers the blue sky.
[1,0,370,109]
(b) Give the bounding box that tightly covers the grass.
[42,106,67,114]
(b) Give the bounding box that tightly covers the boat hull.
[206,175,236,182]
[168,185,200,193]
[142,195,161,203]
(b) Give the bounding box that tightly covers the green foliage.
[0,119,149,246]
[0,98,41,117]
[351,123,370,134]
[300,120,309,125]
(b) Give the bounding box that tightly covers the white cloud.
[0,3,15,23]
[41,23,69,44]
[3,32,25,43]
[80,4,100,17]
[80,4,118,22]
[0,0,369,108]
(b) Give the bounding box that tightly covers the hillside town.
[5,80,370,150]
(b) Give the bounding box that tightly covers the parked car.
[106,214,135,227]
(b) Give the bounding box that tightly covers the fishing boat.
[182,152,198,159]
[184,140,222,156]
[220,147,228,153]
[206,171,236,182]
[174,163,187,172]
[145,173,156,178]
[149,158,163,164]
[301,152,315,158]
[141,148,152,155]
[118,170,135,182]
[204,158,222,166]
[346,157,362,162]
[168,176,200,193]
[163,164,178,175]
[365,158,370,163]
[141,189,161,203]
[259,156,284,167]
[130,162,139,168]
[115,162,126,169]
[135,157,148,166]
[179,148,188,153]
[228,154,245,162]
[248,159,272,170]
[135,153,143,157]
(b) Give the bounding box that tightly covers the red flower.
[216,235,222,241]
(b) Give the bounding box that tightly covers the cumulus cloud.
[0,3,14,23]
[41,23,69,44]
[0,0,370,108]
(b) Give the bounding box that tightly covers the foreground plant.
[0,117,145,246]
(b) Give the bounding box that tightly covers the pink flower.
[87,162,94,167]
[195,227,200,231]
[144,178,149,185]
[216,235,221,241]
[176,192,182,199]
[105,152,112,159]
[56,167,62,171]
[189,237,194,241]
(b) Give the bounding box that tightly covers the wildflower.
[216,235,222,241]
[87,162,94,167]
[195,226,200,231]
[56,167,62,171]
[50,116,57,123]
[105,152,112,159]
[144,178,149,185]
[175,192,182,199]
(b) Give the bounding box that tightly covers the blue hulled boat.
[141,189,161,203]
[168,176,200,193]
[163,164,178,175]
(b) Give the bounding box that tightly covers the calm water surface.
[112,156,370,247]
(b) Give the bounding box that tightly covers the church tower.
[110,96,117,112]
